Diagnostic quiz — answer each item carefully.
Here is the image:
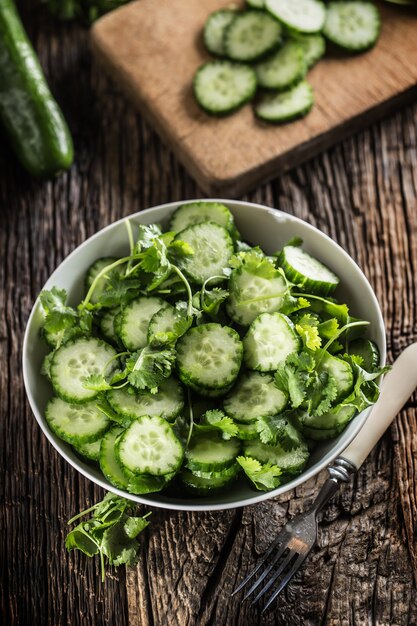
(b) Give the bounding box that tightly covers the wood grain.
[91,0,417,197]
[1,3,417,626]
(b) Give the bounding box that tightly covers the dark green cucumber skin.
[0,0,74,178]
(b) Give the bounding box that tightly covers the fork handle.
[339,342,417,469]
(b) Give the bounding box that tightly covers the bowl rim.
[22,199,386,511]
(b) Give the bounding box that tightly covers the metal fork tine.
[250,549,295,605]
[261,550,311,614]
[231,531,290,597]
[242,542,290,601]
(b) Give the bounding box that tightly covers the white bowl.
[22,200,386,512]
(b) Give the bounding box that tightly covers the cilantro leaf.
[126,345,176,393]
[295,314,322,350]
[236,456,282,491]
[66,493,151,581]
[197,409,239,440]
[39,287,78,333]
[82,373,114,392]
[201,286,229,317]
[229,250,277,279]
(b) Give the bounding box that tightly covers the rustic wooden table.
[1,5,417,626]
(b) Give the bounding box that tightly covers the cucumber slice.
[127,473,174,495]
[147,305,189,344]
[227,265,287,326]
[117,415,183,476]
[186,379,234,398]
[176,222,234,285]
[177,323,243,390]
[99,426,130,489]
[119,296,165,351]
[244,435,309,474]
[255,80,314,123]
[278,245,340,295]
[319,353,353,399]
[168,201,235,234]
[236,422,259,440]
[301,424,344,441]
[243,312,301,371]
[50,337,116,403]
[246,0,265,7]
[323,2,381,52]
[186,433,240,472]
[255,41,306,91]
[194,61,257,115]
[204,9,237,57]
[266,0,326,34]
[348,338,380,371]
[85,257,118,304]
[107,377,184,422]
[302,404,356,430]
[74,437,102,462]
[223,371,287,423]
[292,33,325,68]
[180,463,240,495]
[99,307,121,345]
[225,10,283,62]
[46,396,110,445]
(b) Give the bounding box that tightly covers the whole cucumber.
[0,0,74,178]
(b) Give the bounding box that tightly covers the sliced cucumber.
[99,426,130,489]
[50,337,116,403]
[147,305,188,344]
[255,41,306,91]
[169,201,235,234]
[255,80,314,123]
[99,307,121,345]
[244,435,309,474]
[227,265,287,326]
[186,433,240,472]
[243,312,301,371]
[176,222,234,285]
[74,437,102,462]
[348,338,380,371]
[266,0,326,34]
[85,257,118,304]
[323,2,381,52]
[180,463,240,495]
[223,371,287,423]
[46,396,110,445]
[246,0,265,7]
[225,10,283,62]
[319,353,353,399]
[278,245,340,295]
[186,379,234,399]
[236,422,259,440]
[292,33,325,69]
[300,424,344,441]
[107,377,184,422]
[302,404,356,430]
[204,9,237,57]
[177,323,243,390]
[127,473,174,495]
[119,296,165,351]
[194,61,257,115]
[117,415,183,476]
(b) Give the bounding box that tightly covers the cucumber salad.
[38,202,386,497]
[195,0,381,121]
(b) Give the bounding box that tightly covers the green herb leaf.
[295,314,322,350]
[236,456,282,491]
[126,345,176,393]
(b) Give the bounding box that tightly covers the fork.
[232,342,417,613]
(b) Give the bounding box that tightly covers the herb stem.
[81,256,136,310]
[67,503,99,525]
[125,219,135,277]
[186,388,194,448]
[172,265,193,317]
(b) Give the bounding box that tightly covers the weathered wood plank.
[1,4,416,626]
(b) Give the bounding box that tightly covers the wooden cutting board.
[91,1,417,197]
